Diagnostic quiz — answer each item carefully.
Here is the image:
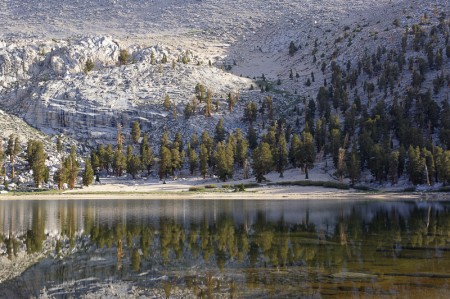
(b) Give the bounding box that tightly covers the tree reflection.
[0,201,448,297]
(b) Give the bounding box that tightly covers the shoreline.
[0,185,444,201]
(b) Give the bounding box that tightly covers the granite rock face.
[0,36,252,146]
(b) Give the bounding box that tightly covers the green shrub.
[188,186,205,192]
[204,184,216,189]
[221,184,232,189]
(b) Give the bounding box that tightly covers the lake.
[0,198,449,298]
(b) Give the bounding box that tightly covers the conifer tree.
[6,134,20,179]
[90,151,100,172]
[199,144,209,179]
[127,155,141,179]
[190,133,199,150]
[171,148,182,175]
[118,49,129,65]
[407,146,425,185]
[234,129,248,167]
[82,158,94,186]
[214,142,234,181]
[163,94,172,111]
[159,146,172,181]
[65,146,79,189]
[56,136,63,153]
[289,134,301,168]
[247,125,258,150]
[436,150,450,185]
[388,151,400,185]
[201,131,214,165]
[131,121,141,144]
[27,140,47,187]
[205,90,213,117]
[214,118,226,143]
[53,163,67,190]
[188,148,198,175]
[113,147,126,176]
[299,131,315,179]
[347,147,360,186]
[275,133,288,177]
[252,142,273,183]
[140,135,154,175]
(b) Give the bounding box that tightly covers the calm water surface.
[0,198,449,298]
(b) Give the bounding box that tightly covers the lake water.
[0,198,449,298]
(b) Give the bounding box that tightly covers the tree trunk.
[305,167,309,179]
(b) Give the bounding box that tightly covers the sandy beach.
[0,169,444,201]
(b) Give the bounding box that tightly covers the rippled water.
[0,198,449,298]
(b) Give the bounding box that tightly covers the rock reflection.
[0,200,448,297]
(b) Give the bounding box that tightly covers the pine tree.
[56,136,63,153]
[407,146,425,185]
[116,124,124,150]
[289,134,301,168]
[84,58,94,73]
[227,93,235,113]
[171,148,182,175]
[436,150,450,185]
[105,144,114,173]
[159,146,172,180]
[247,125,258,150]
[388,151,400,185]
[252,142,273,183]
[118,49,129,65]
[190,133,199,150]
[131,121,141,144]
[299,131,315,179]
[140,135,154,175]
[215,142,233,181]
[214,118,226,143]
[234,129,248,168]
[199,144,209,179]
[65,146,79,189]
[275,133,288,177]
[336,148,347,182]
[188,148,198,175]
[91,152,100,171]
[27,140,47,187]
[184,102,193,119]
[127,155,141,179]
[82,158,94,186]
[161,53,168,64]
[150,51,155,64]
[113,147,126,177]
[6,135,21,180]
[201,131,214,165]
[163,94,172,111]
[347,148,360,186]
[53,163,67,190]
[204,90,213,117]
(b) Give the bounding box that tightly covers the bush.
[221,184,232,189]
[269,180,349,190]
[204,184,217,189]
[234,183,259,189]
[118,49,129,65]
[352,185,374,191]
[188,186,205,192]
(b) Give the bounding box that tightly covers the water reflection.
[0,199,449,298]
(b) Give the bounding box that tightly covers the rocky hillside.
[0,0,449,189]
